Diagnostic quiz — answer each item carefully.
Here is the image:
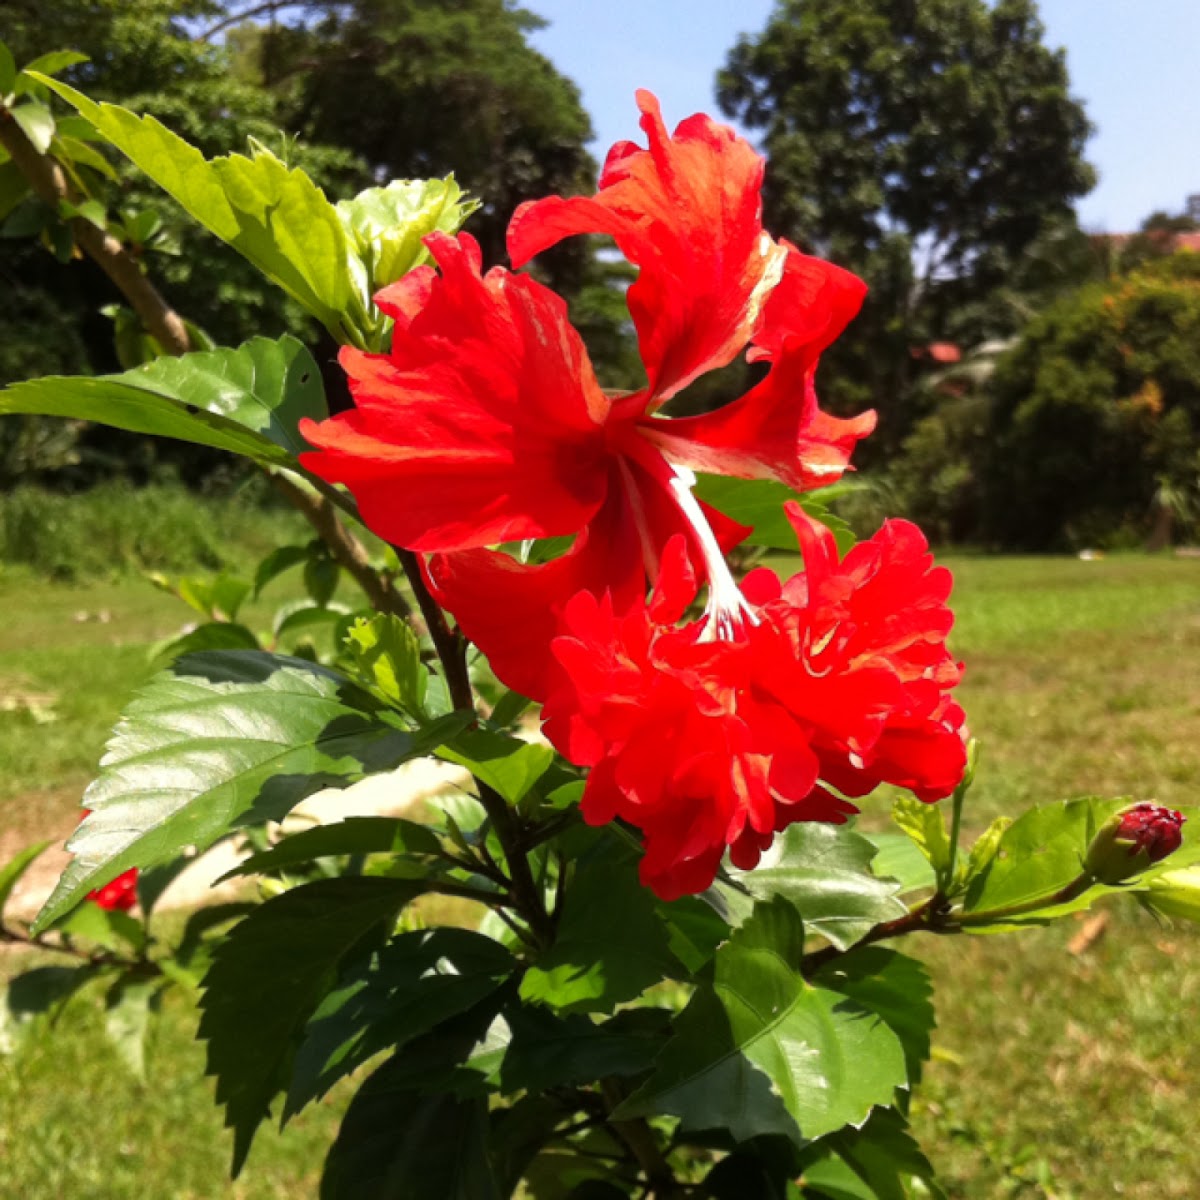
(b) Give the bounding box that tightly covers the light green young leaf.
[891,797,952,876]
[337,175,479,290]
[1145,866,1200,923]
[346,614,428,717]
[10,102,55,154]
[439,729,554,806]
[962,814,1012,885]
[31,77,361,340]
[729,822,907,950]
[0,335,327,468]
[33,650,459,933]
[0,840,51,919]
[616,896,907,1144]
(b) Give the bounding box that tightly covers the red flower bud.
[1085,803,1185,884]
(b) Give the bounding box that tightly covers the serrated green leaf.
[274,600,351,639]
[104,977,159,1079]
[616,897,907,1145]
[729,823,907,950]
[337,175,478,290]
[149,620,260,666]
[860,832,937,895]
[10,102,54,154]
[32,77,361,339]
[0,840,51,918]
[345,614,428,717]
[816,1107,939,1200]
[657,893,730,976]
[891,797,952,876]
[520,838,677,1014]
[0,335,326,467]
[694,475,856,555]
[286,927,513,1119]
[199,877,424,1174]
[439,728,554,806]
[321,1075,500,1200]
[226,815,443,881]
[814,948,934,1084]
[33,651,458,933]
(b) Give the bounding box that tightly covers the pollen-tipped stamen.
[665,463,758,640]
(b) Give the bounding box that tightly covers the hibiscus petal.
[508,89,787,404]
[300,232,611,551]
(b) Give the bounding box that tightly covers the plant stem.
[0,104,191,355]
[600,1079,686,1200]
[0,920,160,977]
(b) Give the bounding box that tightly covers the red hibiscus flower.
[78,809,139,912]
[541,506,966,900]
[300,91,874,699]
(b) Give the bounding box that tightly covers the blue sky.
[526,0,1200,234]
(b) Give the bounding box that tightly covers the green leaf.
[489,1097,568,1198]
[321,1077,499,1200]
[499,1005,672,1093]
[962,814,1012,885]
[520,838,677,1014]
[816,1108,940,1200]
[304,554,339,608]
[104,977,159,1078]
[657,893,730,976]
[52,134,119,182]
[860,832,937,895]
[273,600,351,639]
[345,614,428,717]
[963,797,1128,915]
[226,815,443,881]
[287,927,513,1119]
[0,840,51,918]
[17,50,90,82]
[439,728,554,806]
[0,335,327,468]
[149,620,260,665]
[253,544,310,596]
[56,900,146,954]
[616,897,907,1145]
[198,877,423,1174]
[33,77,361,339]
[490,688,533,729]
[729,823,907,950]
[694,475,856,555]
[891,797,952,876]
[813,948,934,1083]
[33,650,459,933]
[337,175,478,290]
[0,43,16,94]
[10,102,54,154]
[0,966,96,1055]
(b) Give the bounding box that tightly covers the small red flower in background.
[78,809,138,912]
[542,505,966,899]
[300,90,874,700]
[88,869,138,912]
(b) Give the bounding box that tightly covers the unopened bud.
[1085,802,1185,884]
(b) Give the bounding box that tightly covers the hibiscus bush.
[2,54,1200,1197]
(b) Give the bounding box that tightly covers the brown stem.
[600,1079,685,1200]
[0,921,160,977]
[268,473,412,619]
[0,105,191,355]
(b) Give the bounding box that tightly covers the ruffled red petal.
[508,90,787,405]
[299,232,612,551]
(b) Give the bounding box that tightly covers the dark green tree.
[718,0,1095,451]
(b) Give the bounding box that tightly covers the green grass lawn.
[2,552,1199,1198]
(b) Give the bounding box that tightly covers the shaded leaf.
[253,544,309,595]
[521,839,677,1014]
[287,927,513,1119]
[199,876,423,1174]
[103,977,159,1078]
[150,620,260,665]
[34,650,458,933]
[0,966,96,1055]
[0,336,326,467]
[617,897,907,1145]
